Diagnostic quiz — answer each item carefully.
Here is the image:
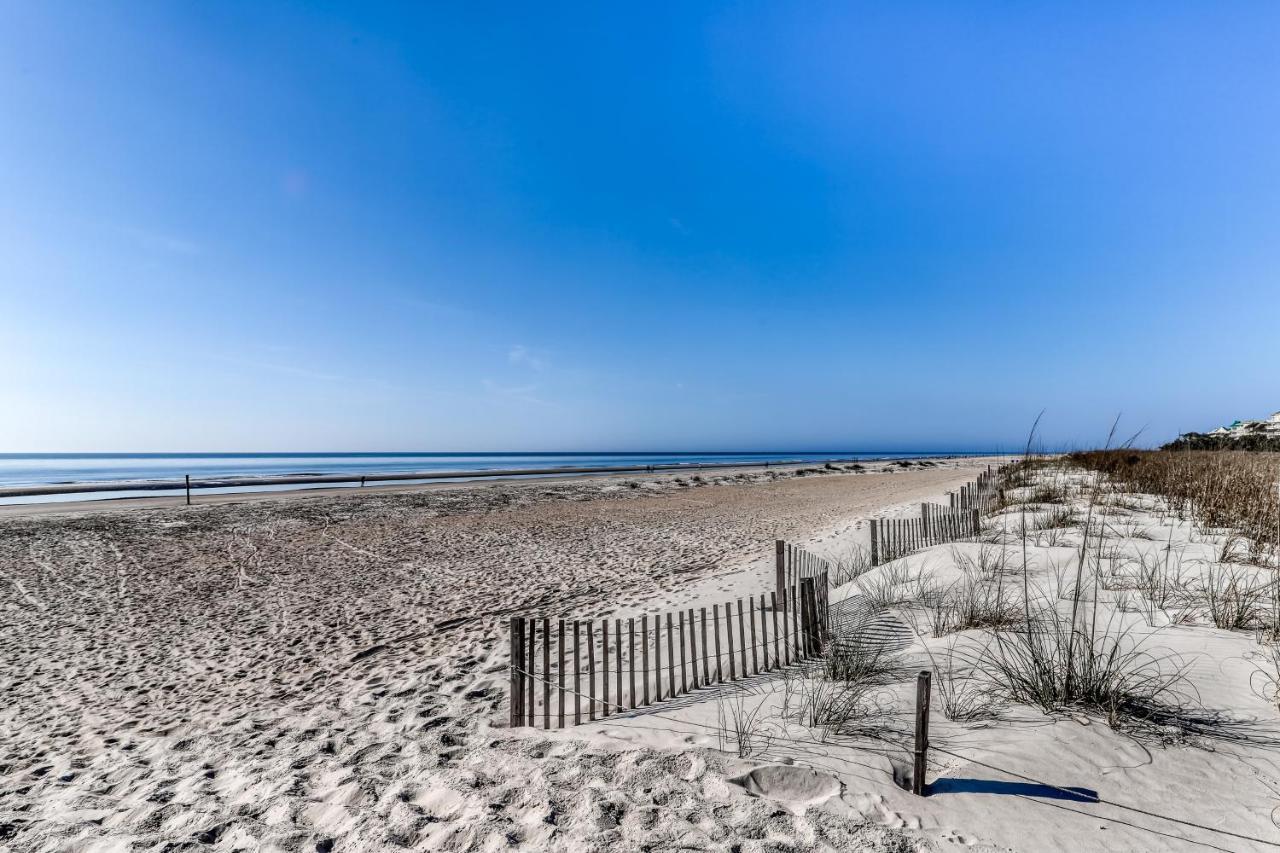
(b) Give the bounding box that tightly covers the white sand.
[0,458,994,851]
[569,465,1280,852]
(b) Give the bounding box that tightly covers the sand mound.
[732,765,843,808]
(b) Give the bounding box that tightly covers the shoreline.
[0,453,1009,518]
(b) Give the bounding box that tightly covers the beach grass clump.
[857,562,925,610]
[1201,564,1271,630]
[801,634,905,734]
[925,643,997,722]
[831,543,873,586]
[927,575,1021,637]
[980,606,1190,725]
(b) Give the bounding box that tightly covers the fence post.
[527,618,536,725]
[185,474,191,506]
[559,620,567,726]
[869,519,880,566]
[775,539,786,609]
[667,613,676,699]
[509,618,525,727]
[971,508,980,538]
[641,615,650,705]
[913,670,932,796]
[588,621,596,722]
[797,578,814,656]
[574,620,582,724]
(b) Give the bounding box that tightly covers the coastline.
[0,453,1007,518]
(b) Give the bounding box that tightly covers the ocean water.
[0,451,980,504]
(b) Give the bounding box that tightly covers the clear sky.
[3,3,1278,452]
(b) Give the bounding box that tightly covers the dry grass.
[1073,450,1280,564]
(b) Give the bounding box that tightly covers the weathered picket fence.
[868,465,1006,566]
[509,548,830,728]
[948,465,1002,514]
[775,539,834,606]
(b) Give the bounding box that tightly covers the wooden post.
[726,601,737,680]
[869,519,879,566]
[806,579,821,654]
[752,591,762,666]
[798,579,812,656]
[628,618,636,710]
[678,611,688,694]
[543,617,551,729]
[788,581,798,653]
[667,613,676,699]
[688,608,699,688]
[749,597,759,674]
[913,670,932,796]
[781,583,791,664]
[527,618,536,724]
[700,607,709,686]
[602,619,609,718]
[775,539,786,609]
[641,615,650,706]
[713,605,723,682]
[587,621,596,721]
[558,620,567,727]
[573,620,581,725]
[653,612,662,702]
[509,617,524,727]
[185,474,191,506]
[971,508,980,538]
[770,591,780,667]
[737,599,747,678]
[616,618,624,712]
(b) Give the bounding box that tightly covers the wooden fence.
[509,557,830,728]
[869,465,1006,566]
[948,465,1002,514]
[775,539,834,607]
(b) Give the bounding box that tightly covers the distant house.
[1165,408,1280,450]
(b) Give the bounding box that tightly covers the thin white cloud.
[508,344,549,372]
[116,225,203,255]
[482,378,551,406]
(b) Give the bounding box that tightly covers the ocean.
[0,451,982,504]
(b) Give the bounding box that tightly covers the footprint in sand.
[940,829,977,845]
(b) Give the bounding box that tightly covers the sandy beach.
[0,458,994,851]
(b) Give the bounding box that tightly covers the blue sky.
[2,3,1278,452]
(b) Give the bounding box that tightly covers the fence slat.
[701,607,709,686]
[558,619,566,728]
[653,612,662,702]
[602,619,609,718]
[713,604,723,682]
[526,618,536,725]
[781,584,790,665]
[679,611,688,694]
[775,539,786,608]
[667,613,676,699]
[573,620,581,725]
[737,599,747,677]
[615,619,624,712]
[628,618,636,710]
[587,621,596,721]
[750,596,759,674]
[726,601,736,680]
[641,615,650,706]
[792,583,801,658]
[509,617,523,727]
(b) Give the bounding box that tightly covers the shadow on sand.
[928,778,1099,803]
